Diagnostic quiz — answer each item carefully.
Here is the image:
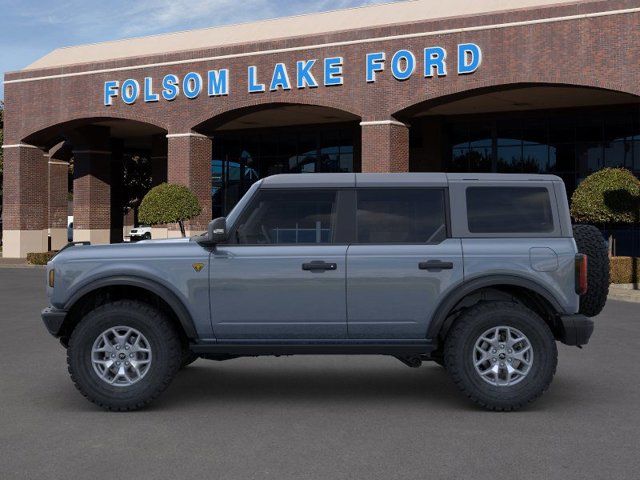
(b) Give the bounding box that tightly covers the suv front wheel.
[444,301,557,411]
[67,300,182,411]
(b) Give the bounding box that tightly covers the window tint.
[235,189,337,244]
[466,187,554,233]
[356,189,447,243]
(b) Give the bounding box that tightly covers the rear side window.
[356,189,447,243]
[466,187,554,233]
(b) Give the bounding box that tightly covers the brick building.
[2,0,640,257]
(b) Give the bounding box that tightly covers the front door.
[346,188,464,339]
[210,188,348,339]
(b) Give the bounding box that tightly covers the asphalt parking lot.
[1,268,639,480]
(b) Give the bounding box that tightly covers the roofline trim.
[4,6,639,85]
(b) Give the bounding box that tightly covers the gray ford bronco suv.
[42,173,609,411]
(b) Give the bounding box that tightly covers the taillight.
[575,254,588,295]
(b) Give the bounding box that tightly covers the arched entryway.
[193,103,361,217]
[396,84,640,191]
[9,117,167,253]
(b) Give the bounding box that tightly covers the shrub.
[138,183,202,237]
[570,168,640,224]
[610,256,640,284]
[27,251,56,265]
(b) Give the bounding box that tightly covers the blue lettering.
[424,47,447,77]
[366,52,385,83]
[391,50,415,81]
[183,72,202,99]
[144,77,159,102]
[104,80,119,106]
[324,57,343,86]
[248,66,265,93]
[208,69,229,96]
[270,63,291,91]
[121,79,140,104]
[458,43,482,74]
[296,60,318,89]
[162,74,179,101]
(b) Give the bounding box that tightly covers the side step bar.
[190,340,436,357]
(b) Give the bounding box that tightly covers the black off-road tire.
[180,350,199,369]
[444,301,557,411]
[572,224,609,317]
[67,300,182,411]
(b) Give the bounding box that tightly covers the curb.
[608,284,640,303]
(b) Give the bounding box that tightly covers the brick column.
[72,149,112,244]
[48,159,69,251]
[69,126,113,244]
[150,134,168,187]
[48,142,71,250]
[360,120,410,173]
[1,144,49,258]
[166,132,212,236]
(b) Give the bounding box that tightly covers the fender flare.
[64,275,198,339]
[426,274,564,340]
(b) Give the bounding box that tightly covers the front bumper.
[557,314,594,346]
[41,306,68,337]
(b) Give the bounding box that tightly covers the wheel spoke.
[92,326,152,387]
[473,325,533,387]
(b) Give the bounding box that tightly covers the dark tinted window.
[356,189,447,243]
[235,189,337,244]
[466,187,554,233]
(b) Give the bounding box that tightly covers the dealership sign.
[104,43,481,106]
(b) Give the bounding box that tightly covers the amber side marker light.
[575,254,588,295]
[48,269,55,288]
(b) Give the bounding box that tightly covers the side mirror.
[207,217,228,244]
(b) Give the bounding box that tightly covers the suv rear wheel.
[67,300,182,411]
[444,301,557,411]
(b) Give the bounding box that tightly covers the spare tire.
[572,224,609,317]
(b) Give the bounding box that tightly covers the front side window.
[234,189,338,244]
[356,189,447,243]
[466,187,554,233]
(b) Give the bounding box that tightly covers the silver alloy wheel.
[91,326,152,387]
[473,326,533,387]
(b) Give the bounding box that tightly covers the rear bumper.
[41,307,67,337]
[557,314,594,346]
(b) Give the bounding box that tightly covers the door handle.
[419,260,454,271]
[302,261,337,272]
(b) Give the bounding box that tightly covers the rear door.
[346,187,463,339]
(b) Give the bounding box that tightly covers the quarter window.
[235,189,338,244]
[356,189,447,243]
[466,187,554,233]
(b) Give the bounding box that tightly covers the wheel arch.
[60,276,197,345]
[427,275,564,341]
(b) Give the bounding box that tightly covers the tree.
[571,167,640,255]
[138,183,202,237]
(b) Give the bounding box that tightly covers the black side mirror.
[207,217,228,244]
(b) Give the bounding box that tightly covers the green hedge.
[610,256,640,284]
[27,251,56,265]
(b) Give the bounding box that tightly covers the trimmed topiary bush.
[570,168,640,224]
[139,183,202,237]
[27,251,56,265]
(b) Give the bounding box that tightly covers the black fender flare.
[64,275,198,339]
[426,274,564,340]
